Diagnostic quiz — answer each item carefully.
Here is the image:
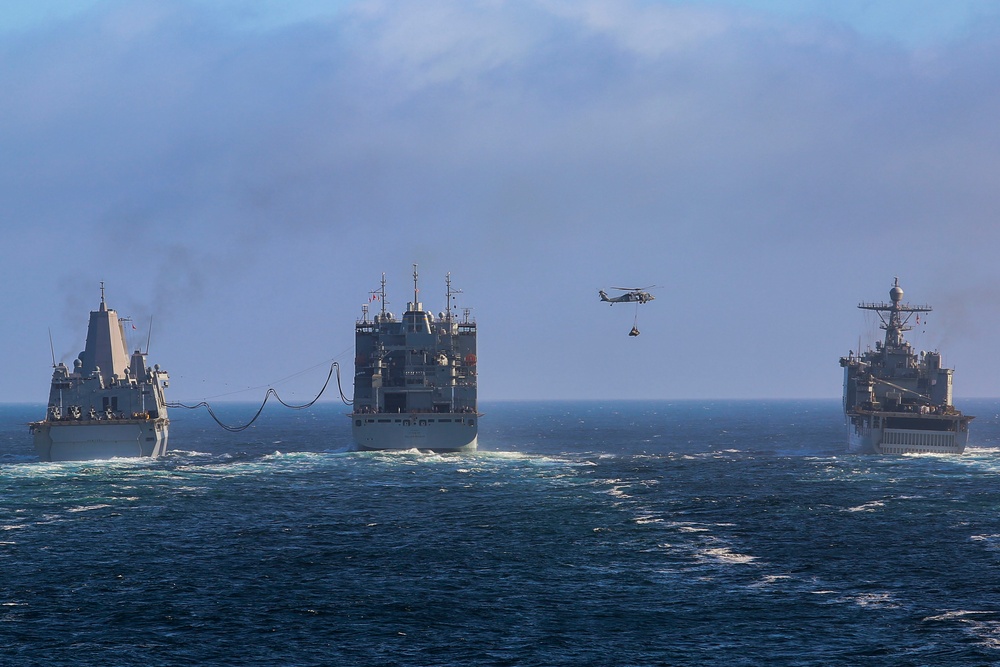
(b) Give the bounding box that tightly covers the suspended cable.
[167,361,353,433]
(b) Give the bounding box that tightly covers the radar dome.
[890,285,903,302]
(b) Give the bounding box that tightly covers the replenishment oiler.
[30,285,170,462]
[840,279,972,455]
[352,266,479,452]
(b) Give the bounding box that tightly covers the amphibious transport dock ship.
[352,267,479,452]
[840,279,972,455]
[30,285,170,462]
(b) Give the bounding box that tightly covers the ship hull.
[846,412,969,455]
[352,414,478,453]
[31,418,170,462]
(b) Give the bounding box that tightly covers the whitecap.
[698,547,757,564]
[673,524,710,533]
[844,500,885,512]
[923,610,1000,649]
[923,610,997,622]
[843,592,899,608]
[633,516,663,525]
[68,504,112,513]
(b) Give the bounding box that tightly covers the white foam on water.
[844,500,886,512]
[67,504,112,513]
[698,546,757,564]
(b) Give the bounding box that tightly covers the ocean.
[2,399,1000,666]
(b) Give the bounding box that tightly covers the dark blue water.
[3,399,1000,666]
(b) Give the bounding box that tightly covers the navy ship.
[352,266,479,452]
[840,279,972,455]
[30,285,170,462]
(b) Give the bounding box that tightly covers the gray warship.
[30,285,170,462]
[352,266,479,452]
[840,279,972,455]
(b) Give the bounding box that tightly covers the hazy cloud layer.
[4,0,1000,403]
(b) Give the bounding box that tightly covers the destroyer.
[352,266,479,452]
[840,279,972,455]
[30,285,170,462]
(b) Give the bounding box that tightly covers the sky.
[4,0,1000,404]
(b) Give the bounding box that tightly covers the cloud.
[5,0,999,244]
[6,0,1000,400]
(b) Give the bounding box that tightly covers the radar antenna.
[857,278,931,350]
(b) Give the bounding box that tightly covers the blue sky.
[4,0,1000,404]
[3,0,994,43]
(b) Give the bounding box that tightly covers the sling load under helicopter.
[598,286,657,336]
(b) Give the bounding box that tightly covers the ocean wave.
[923,610,1000,650]
[841,592,900,609]
[164,449,215,458]
[970,534,1000,552]
[697,546,757,564]
[67,504,113,513]
[843,500,886,512]
[633,515,664,525]
[924,610,999,622]
[669,522,711,533]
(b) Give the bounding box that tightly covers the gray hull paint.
[352,418,477,453]
[32,418,169,462]
[846,414,968,455]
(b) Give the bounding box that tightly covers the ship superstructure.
[30,285,170,462]
[840,279,972,455]
[352,266,479,452]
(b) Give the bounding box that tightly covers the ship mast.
[379,272,387,318]
[445,273,451,321]
[857,278,931,350]
[445,272,462,322]
[412,263,420,309]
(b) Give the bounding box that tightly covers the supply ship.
[352,266,479,452]
[30,285,170,462]
[840,279,972,454]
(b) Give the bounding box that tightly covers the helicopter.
[598,286,657,336]
[598,286,657,304]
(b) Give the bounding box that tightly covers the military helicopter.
[598,286,657,304]
[598,286,657,336]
